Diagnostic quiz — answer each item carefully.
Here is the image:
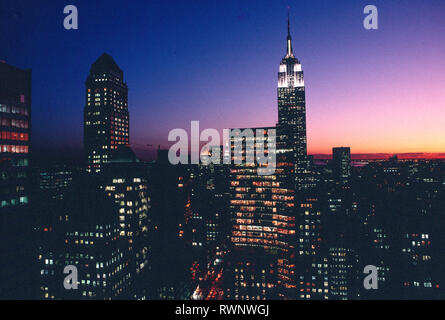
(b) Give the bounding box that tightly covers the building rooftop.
[89,53,123,78]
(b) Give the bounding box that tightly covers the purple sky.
[1,0,444,161]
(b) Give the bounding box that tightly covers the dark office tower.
[188,163,229,253]
[0,61,33,298]
[58,147,151,300]
[328,246,359,300]
[35,165,74,299]
[149,148,196,299]
[0,62,31,209]
[61,179,132,299]
[100,146,151,299]
[332,147,351,184]
[84,53,129,173]
[224,249,278,300]
[277,16,308,189]
[39,165,74,201]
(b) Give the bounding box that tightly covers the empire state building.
[277,16,309,190]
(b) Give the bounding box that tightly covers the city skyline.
[1,0,445,303]
[2,0,445,160]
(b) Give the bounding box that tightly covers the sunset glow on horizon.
[2,0,444,160]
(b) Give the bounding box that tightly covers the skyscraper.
[35,164,75,300]
[227,127,296,299]
[277,15,309,190]
[332,147,351,184]
[100,145,151,299]
[84,53,129,173]
[149,149,197,299]
[0,61,31,210]
[48,55,152,299]
[0,61,33,298]
[229,128,295,252]
[61,179,133,299]
[224,15,320,299]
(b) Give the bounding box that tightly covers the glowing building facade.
[229,128,295,252]
[228,126,297,299]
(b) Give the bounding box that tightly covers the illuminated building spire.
[286,12,294,57]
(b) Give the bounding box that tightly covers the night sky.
[1,0,445,161]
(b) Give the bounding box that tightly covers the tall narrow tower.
[277,15,308,189]
[84,53,129,173]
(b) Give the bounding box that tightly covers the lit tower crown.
[278,14,304,88]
